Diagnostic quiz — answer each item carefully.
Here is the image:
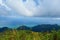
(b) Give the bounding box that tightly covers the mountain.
[17,24,60,32]
[0,24,60,32]
[0,27,11,32]
[32,24,60,32]
[17,25,30,30]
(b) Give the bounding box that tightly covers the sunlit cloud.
[0,0,60,17]
[5,0,34,16]
[0,0,11,11]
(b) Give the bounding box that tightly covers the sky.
[0,0,60,28]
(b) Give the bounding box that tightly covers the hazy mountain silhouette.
[32,24,60,32]
[17,25,30,30]
[0,24,60,32]
[0,27,11,32]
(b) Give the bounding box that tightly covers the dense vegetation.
[0,30,60,40]
[0,24,60,40]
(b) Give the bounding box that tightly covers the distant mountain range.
[32,24,60,32]
[0,24,60,32]
[0,27,11,32]
[17,25,30,30]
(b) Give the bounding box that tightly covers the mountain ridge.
[0,24,60,32]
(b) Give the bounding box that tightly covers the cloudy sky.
[0,0,60,28]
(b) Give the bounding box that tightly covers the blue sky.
[0,0,60,28]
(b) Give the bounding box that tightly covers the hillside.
[0,24,60,40]
[0,24,60,32]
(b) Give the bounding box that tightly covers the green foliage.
[0,30,60,40]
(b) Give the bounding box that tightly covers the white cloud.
[0,0,11,11]
[5,0,34,16]
[2,0,60,17]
